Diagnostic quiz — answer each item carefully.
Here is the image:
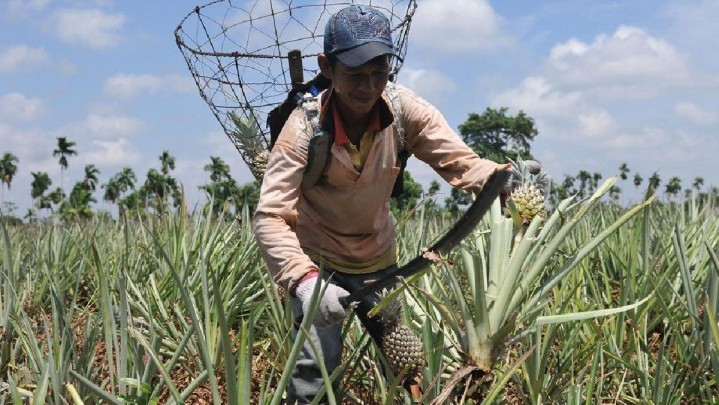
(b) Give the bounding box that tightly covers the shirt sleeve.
[252,109,318,291]
[396,85,501,194]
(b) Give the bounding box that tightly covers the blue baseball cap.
[323,5,399,67]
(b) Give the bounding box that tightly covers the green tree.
[60,182,96,221]
[82,164,100,191]
[550,176,569,202]
[30,171,53,213]
[47,187,65,211]
[693,176,704,191]
[159,150,176,175]
[102,167,137,217]
[200,156,238,216]
[142,168,180,215]
[53,137,77,193]
[390,171,424,213]
[458,107,538,163]
[139,152,182,215]
[444,188,473,215]
[577,170,592,199]
[618,163,629,180]
[590,172,603,193]
[665,176,682,199]
[648,172,661,194]
[233,181,261,215]
[0,152,19,206]
[24,208,37,224]
[633,173,643,188]
[204,156,231,182]
[422,180,443,213]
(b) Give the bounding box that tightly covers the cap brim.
[335,42,398,67]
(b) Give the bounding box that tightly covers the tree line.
[0,108,714,224]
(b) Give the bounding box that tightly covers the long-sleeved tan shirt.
[252,84,501,290]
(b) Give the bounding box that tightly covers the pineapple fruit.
[375,290,425,392]
[507,158,550,225]
[228,112,269,181]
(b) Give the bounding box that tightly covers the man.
[253,5,512,403]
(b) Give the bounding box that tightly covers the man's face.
[323,56,390,118]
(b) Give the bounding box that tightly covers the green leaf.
[535,294,652,326]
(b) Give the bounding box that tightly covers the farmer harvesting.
[252,4,515,403]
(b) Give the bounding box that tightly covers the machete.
[338,169,511,308]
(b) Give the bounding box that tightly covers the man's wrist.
[289,269,319,297]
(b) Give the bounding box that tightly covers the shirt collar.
[331,100,381,145]
[321,88,395,142]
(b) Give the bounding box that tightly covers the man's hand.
[294,276,350,327]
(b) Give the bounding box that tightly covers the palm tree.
[102,167,136,217]
[143,168,172,215]
[53,137,77,193]
[618,163,629,180]
[30,171,52,214]
[665,176,682,199]
[117,167,137,191]
[648,172,661,191]
[159,150,175,175]
[590,172,603,193]
[24,208,37,224]
[577,170,591,198]
[0,152,19,206]
[204,156,231,182]
[47,187,65,213]
[633,173,643,188]
[61,182,96,221]
[82,164,100,191]
[693,177,704,191]
[201,156,235,215]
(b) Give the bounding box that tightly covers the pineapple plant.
[506,158,550,225]
[228,112,269,181]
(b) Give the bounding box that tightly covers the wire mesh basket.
[175,0,418,179]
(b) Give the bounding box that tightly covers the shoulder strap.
[386,83,410,197]
[300,93,332,193]
[385,82,405,149]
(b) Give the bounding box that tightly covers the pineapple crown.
[228,112,265,153]
[507,157,551,194]
[374,288,403,322]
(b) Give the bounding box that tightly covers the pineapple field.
[0,179,717,404]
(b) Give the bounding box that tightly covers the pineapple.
[228,112,269,181]
[375,290,425,390]
[507,158,550,225]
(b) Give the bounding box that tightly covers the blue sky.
[1,0,717,216]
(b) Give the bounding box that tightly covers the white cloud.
[4,0,51,18]
[546,26,691,98]
[83,138,142,167]
[675,102,718,126]
[491,76,581,118]
[398,68,457,104]
[0,93,45,121]
[411,0,510,53]
[0,45,50,74]
[81,114,146,138]
[103,74,196,99]
[52,8,125,49]
[577,110,613,137]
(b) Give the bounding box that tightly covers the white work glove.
[294,276,350,328]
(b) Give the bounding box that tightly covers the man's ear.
[318,54,333,80]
